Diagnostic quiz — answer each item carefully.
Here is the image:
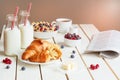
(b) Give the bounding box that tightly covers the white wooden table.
[0,24,120,80]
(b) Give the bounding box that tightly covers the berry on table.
[61,45,64,49]
[89,64,100,70]
[72,50,76,54]
[90,64,95,70]
[21,66,26,71]
[6,65,10,69]
[2,58,12,64]
[95,64,99,69]
[70,54,75,58]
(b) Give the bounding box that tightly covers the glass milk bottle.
[4,14,21,56]
[19,10,33,49]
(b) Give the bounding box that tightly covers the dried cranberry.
[40,27,43,31]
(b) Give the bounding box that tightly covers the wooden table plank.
[40,61,67,80]
[105,57,120,79]
[17,60,41,80]
[80,24,120,79]
[73,24,90,54]
[80,24,120,80]
[81,53,117,80]
[60,47,92,80]
[16,39,55,80]
[53,28,93,80]
[79,24,99,38]
[0,23,119,80]
[0,52,16,80]
[40,38,67,80]
[79,24,119,80]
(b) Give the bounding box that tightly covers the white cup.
[52,18,72,33]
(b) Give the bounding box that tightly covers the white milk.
[4,27,21,56]
[19,24,33,49]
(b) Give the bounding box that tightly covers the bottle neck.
[20,16,30,23]
[6,14,18,29]
[7,20,18,28]
[19,10,30,26]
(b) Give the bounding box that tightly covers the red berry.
[5,58,9,60]
[90,64,95,70]
[64,33,81,40]
[71,37,76,40]
[2,58,12,64]
[7,60,11,64]
[40,27,43,31]
[3,59,6,62]
[90,64,99,70]
[96,64,99,69]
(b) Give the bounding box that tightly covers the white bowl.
[34,31,58,39]
[64,38,81,47]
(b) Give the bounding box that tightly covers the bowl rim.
[64,37,81,41]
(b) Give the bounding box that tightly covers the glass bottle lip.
[19,10,30,16]
[6,14,18,21]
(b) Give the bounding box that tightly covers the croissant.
[22,39,62,63]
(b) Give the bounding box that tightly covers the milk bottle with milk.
[19,10,33,49]
[4,14,21,56]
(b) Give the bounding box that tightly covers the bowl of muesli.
[32,21,59,39]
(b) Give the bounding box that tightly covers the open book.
[86,30,120,59]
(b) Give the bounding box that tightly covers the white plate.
[17,50,59,65]
[34,31,58,39]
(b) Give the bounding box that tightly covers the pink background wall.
[0,0,120,32]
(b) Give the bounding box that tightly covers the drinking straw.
[24,2,32,26]
[11,6,19,30]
